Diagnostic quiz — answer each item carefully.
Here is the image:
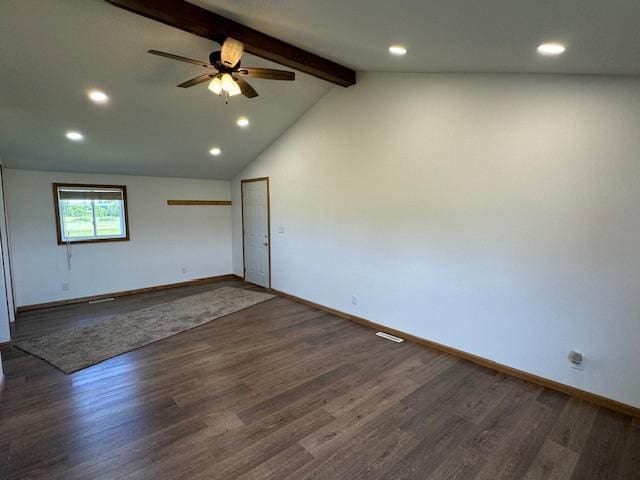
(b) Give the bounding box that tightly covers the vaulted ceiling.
[196,0,640,75]
[0,0,330,180]
[2,0,639,179]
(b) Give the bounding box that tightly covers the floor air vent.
[376,332,404,343]
[88,297,115,304]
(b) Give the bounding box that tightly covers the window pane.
[56,184,128,243]
[95,200,124,237]
[61,200,94,238]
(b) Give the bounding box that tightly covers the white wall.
[6,169,233,307]
[232,73,640,408]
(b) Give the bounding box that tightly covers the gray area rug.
[16,286,275,374]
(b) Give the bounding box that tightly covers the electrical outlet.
[568,350,584,370]
[278,226,285,234]
[62,282,70,291]
[351,295,358,306]
[181,267,188,274]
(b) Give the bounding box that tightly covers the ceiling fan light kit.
[148,37,295,103]
[208,76,223,95]
[207,73,242,103]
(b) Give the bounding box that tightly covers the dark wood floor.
[1,280,638,479]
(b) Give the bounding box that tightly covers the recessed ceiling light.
[209,147,221,156]
[236,117,250,128]
[65,131,84,141]
[388,45,407,56]
[537,43,566,56]
[88,90,109,104]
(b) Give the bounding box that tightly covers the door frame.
[240,177,271,288]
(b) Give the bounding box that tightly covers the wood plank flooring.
[1,280,638,479]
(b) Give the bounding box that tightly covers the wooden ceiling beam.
[106,0,356,87]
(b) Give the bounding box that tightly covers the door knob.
[262,242,269,246]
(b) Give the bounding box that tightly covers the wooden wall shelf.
[167,200,232,206]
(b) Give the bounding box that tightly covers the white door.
[242,179,270,287]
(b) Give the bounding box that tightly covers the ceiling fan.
[148,37,295,102]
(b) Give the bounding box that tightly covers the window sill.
[57,236,130,246]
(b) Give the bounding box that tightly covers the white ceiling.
[196,0,640,75]
[2,0,640,180]
[0,0,330,180]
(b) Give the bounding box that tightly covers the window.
[53,183,129,244]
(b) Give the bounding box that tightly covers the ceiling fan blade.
[177,73,217,88]
[148,49,213,68]
[240,68,295,81]
[221,37,244,68]
[235,76,259,98]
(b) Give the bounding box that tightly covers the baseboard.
[271,288,640,419]
[16,274,237,313]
